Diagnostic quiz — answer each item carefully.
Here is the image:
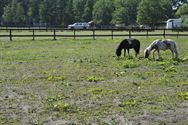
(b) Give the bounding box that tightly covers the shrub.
[178,91,188,100]
[45,96,71,112]
[119,99,137,107]
[123,60,140,68]
[47,75,65,82]
[86,76,105,82]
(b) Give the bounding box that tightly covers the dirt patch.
[127,103,188,124]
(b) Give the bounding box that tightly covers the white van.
[166,19,182,29]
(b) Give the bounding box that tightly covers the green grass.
[0,37,188,124]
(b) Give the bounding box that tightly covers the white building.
[166,18,182,29]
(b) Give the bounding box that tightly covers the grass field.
[0,37,188,125]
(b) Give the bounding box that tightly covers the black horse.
[115,38,140,57]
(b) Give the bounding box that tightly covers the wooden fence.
[0,28,188,41]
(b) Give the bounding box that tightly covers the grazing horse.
[144,39,178,59]
[115,38,140,57]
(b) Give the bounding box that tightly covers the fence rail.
[0,28,188,40]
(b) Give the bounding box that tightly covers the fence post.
[93,29,95,40]
[111,29,113,40]
[6,26,8,32]
[9,29,12,41]
[32,29,35,40]
[53,29,56,40]
[177,30,179,38]
[74,29,76,40]
[163,29,166,38]
[129,30,131,38]
[146,29,149,38]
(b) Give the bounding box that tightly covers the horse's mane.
[116,39,127,51]
[147,39,161,51]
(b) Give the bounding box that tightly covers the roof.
[166,18,181,22]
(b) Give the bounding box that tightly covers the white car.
[68,22,89,29]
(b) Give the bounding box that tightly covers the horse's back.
[162,39,176,45]
[127,38,140,54]
[163,39,177,50]
[127,38,140,45]
[118,38,140,49]
[131,39,140,48]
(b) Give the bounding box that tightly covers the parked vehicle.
[68,21,95,29]
[68,22,89,29]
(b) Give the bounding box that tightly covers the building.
[166,19,182,29]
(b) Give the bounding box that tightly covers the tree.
[28,0,40,25]
[125,0,140,25]
[176,3,188,16]
[172,0,188,9]
[0,0,11,23]
[73,0,86,21]
[2,4,12,25]
[1,0,180,27]
[64,0,74,26]
[48,0,60,25]
[83,0,95,22]
[39,0,60,26]
[39,0,48,24]
[2,0,25,26]
[112,6,128,25]
[56,0,68,26]
[137,0,163,26]
[93,0,114,25]
[161,0,174,20]
[15,2,25,25]
[112,0,140,25]
[176,3,188,27]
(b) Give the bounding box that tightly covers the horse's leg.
[170,49,174,59]
[134,48,137,57]
[127,49,130,57]
[124,49,126,57]
[153,49,160,60]
[157,50,160,60]
[174,50,178,59]
[153,50,156,59]
[170,43,178,59]
[173,47,178,59]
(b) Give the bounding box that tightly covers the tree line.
[0,0,188,27]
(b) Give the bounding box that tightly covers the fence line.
[0,28,188,41]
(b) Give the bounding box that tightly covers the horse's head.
[116,49,121,57]
[115,42,123,57]
[144,48,150,58]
